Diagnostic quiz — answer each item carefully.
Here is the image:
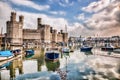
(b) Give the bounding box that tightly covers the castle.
[6,12,68,48]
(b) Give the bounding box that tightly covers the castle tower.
[6,12,23,47]
[10,12,16,22]
[51,29,57,43]
[19,15,24,24]
[42,25,51,43]
[38,18,41,25]
[37,18,42,29]
[37,18,51,43]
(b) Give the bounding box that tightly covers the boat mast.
[65,24,67,33]
[0,27,3,50]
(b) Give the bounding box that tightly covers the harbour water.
[0,48,120,80]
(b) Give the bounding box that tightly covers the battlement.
[19,15,24,23]
[10,12,16,22]
[6,12,68,47]
[38,18,41,24]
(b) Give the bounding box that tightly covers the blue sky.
[7,0,95,23]
[0,0,120,37]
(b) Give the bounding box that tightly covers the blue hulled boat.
[0,50,13,62]
[45,50,60,61]
[25,50,34,58]
[80,46,93,52]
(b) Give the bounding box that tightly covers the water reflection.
[83,51,93,56]
[45,60,60,72]
[0,48,120,80]
[37,52,45,71]
[0,58,23,80]
[9,60,23,79]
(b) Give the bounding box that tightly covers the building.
[6,12,68,48]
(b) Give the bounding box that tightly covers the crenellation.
[19,15,24,24]
[10,12,16,22]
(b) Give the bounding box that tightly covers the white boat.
[113,49,120,53]
[101,43,115,51]
[62,47,70,53]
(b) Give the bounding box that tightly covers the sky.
[0,0,120,37]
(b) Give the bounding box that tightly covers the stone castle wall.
[6,12,68,47]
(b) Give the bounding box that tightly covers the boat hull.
[101,47,114,51]
[0,50,13,62]
[45,52,59,61]
[113,49,120,53]
[25,50,34,58]
[0,56,13,62]
[80,47,92,52]
[62,48,70,53]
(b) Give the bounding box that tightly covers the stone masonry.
[6,12,68,48]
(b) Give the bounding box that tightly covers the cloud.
[16,11,69,32]
[49,11,66,15]
[0,1,12,33]
[82,0,110,13]
[75,13,85,20]
[69,0,120,37]
[10,0,50,11]
[68,22,95,37]
[58,0,74,7]
[0,1,72,34]
[83,0,120,36]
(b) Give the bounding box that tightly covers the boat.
[80,45,93,52]
[45,49,60,61]
[25,49,34,58]
[11,49,21,56]
[113,49,120,53]
[101,43,115,51]
[0,50,14,62]
[62,47,70,53]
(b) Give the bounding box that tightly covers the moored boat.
[113,49,120,53]
[101,43,115,51]
[0,50,14,62]
[62,47,70,53]
[45,50,60,61]
[80,46,92,52]
[11,49,21,56]
[25,49,34,58]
